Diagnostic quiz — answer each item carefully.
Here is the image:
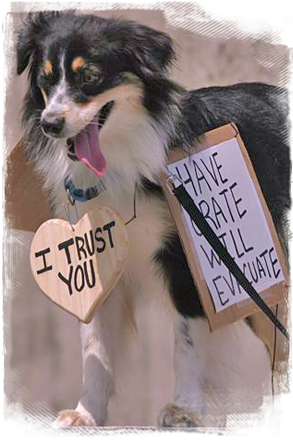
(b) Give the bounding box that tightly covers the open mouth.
[67,101,114,176]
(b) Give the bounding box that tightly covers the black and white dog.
[17,12,290,428]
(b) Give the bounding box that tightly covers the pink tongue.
[73,116,106,178]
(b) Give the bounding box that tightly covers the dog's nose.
[41,116,65,136]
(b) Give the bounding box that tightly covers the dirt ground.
[2,1,293,431]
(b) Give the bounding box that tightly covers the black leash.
[171,182,289,341]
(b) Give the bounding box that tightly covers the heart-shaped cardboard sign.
[30,206,128,323]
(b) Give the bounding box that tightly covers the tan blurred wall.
[3,6,290,428]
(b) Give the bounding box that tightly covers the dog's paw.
[158,404,202,428]
[55,409,96,428]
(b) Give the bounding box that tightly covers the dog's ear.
[114,20,176,76]
[17,16,35,75]
[17,12,59,74]
[133,24,175,75]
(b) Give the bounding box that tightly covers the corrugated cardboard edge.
[5,141,53,231]
[161,124,291,331]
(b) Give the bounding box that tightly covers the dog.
[17,11,290,428]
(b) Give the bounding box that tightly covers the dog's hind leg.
[248,224,293,396]
[158,313,272,428]
[56,283,132,427]
[245,299,292,396]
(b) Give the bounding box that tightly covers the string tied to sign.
[63,178,137,229]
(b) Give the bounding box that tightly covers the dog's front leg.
[158,314,207,428]
[56,285,126,427]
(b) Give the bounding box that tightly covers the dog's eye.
[83,69,98,84]
[79,67,102,88]
[78,67,103,95]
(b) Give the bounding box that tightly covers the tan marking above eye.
[43,60,53,76]
[72,56,87,72]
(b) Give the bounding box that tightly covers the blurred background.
[3,2,291,429]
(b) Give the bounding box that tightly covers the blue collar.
[64,179,104,203]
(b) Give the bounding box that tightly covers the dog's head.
[17,12,175,139]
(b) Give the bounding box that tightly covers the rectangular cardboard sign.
[161,124,289,332]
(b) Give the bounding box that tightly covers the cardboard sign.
[30,207,128,322]
[161,124,289,332]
